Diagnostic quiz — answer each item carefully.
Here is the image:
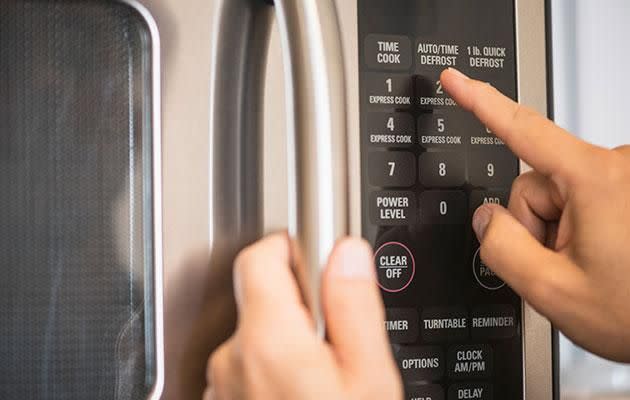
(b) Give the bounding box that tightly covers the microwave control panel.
[358,1,522,399]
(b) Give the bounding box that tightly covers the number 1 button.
[369,151,416,188]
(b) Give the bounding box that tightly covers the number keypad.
[359,2,522,397]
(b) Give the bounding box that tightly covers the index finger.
[440,68,593,179]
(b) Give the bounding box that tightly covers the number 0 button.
[369,151,416,187]
[419,152,466,188]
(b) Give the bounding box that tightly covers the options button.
[375,242,416,293]
[394,346,445,382]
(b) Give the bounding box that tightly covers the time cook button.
[375,242,416,293]
[365,34,412,70]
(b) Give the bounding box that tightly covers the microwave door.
[0,1,164,399]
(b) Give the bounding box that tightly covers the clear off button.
[375,242,416,293]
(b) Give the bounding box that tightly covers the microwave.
[0,0,555,399]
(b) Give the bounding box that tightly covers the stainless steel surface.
[274,0,349,335]
[516,0,555,398]
[116,2,166,398]
[336,1,362,237]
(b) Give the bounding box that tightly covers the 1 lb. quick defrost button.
[375,242,415,293]
[365,34,412,71]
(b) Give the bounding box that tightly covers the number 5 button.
[369,151,416,188]
[418,152,466,188]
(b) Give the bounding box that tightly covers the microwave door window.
[0,2,156,399]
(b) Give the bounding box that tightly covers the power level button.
[375,242,415,293]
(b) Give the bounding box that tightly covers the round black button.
[473,248,505,290]
[375,242,415,293]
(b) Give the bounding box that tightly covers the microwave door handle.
[210,0,271,258]
[210,0,348,336]
[274,0,349,335]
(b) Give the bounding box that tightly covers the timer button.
[375,242,416,293]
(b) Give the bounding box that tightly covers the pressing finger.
[508,171,562,243]
[440,68,594,185]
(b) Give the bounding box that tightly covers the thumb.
[322,238,397,380]
[472,204,587,318]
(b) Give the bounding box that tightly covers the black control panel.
[358,1,522,399]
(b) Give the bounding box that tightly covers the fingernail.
[446,67,470,81]
[473,205,493,240]
[329,239,374,280]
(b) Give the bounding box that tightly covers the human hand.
[204,234,403,399]
[442,67,630,362]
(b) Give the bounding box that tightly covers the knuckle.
[598,150,630,184]
[207,345,229,386]
[510,173,531,198]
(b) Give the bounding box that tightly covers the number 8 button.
[418,152,466,188]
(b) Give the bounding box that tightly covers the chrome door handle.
[210,0,348,335]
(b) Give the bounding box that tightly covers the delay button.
[448,383,492,400]
[375,242,416,293]
[365,34,412,70]
[447,344,493,380]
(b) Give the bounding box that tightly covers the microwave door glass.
[0,2,158,399]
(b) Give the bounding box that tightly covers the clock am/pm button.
[375,242,416,293]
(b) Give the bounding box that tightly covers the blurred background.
[551,0,630,398]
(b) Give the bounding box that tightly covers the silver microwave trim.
[114,1,165,399]
[341,0,554,398]
[516,0,554,399]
